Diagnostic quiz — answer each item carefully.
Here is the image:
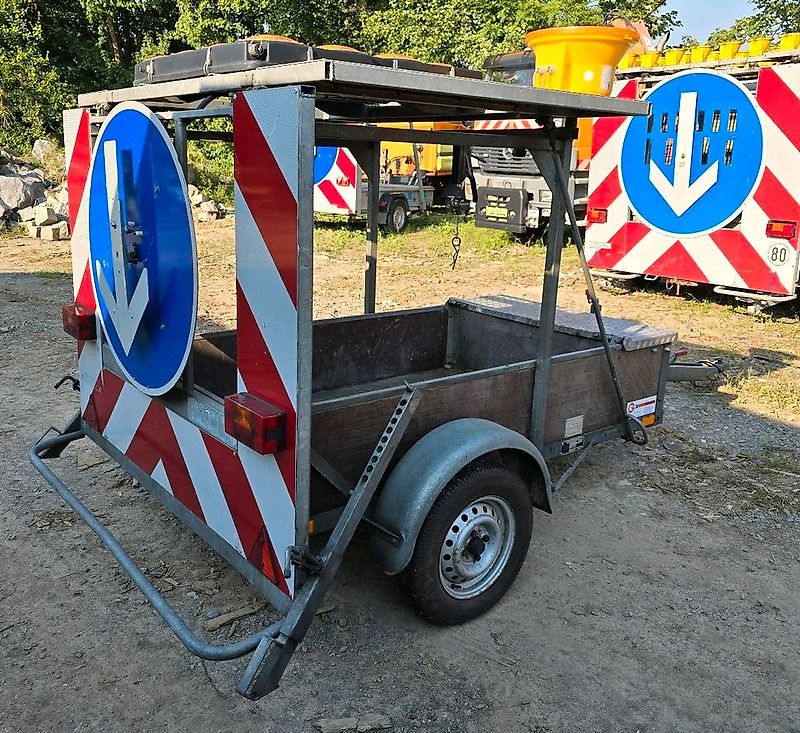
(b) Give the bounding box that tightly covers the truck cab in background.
[472,50,591,237]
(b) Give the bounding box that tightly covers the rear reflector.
[224,393,286,455]
[62,304,97,341]
[588,207,608,224]
[766,219,796,239]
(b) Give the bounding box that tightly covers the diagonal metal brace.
[237,386,422,699]
[544,131,637,443]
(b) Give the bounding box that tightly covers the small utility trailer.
[31,43,672,698]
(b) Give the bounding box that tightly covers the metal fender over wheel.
[401,461,533,624]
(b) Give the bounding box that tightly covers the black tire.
[401,461,533,625]
[382,196,409,234]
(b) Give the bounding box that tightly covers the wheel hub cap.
[439,495,515,599]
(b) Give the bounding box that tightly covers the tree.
[362,0,679,69]
[706,0,800,43]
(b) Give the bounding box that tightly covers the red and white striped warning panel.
[70,86,314,600]
[586,68,800,296]
[63,108,95,310]
[313,146,359,214]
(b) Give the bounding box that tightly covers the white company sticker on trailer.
[586,68,800,296]
[626,395,657,418]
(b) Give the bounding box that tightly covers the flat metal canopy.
[79,59,649,121]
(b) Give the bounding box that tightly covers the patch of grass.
[719,364,800,417]
[0,222,25,238]
[34,270,69,279]
[683,446,716,465]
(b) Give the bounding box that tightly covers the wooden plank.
[543,347,664,445]
[312,368,534,484]
[312,307,447,391]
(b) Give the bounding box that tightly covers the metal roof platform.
[79,59,648,122]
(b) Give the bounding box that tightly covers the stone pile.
[0,141,69,239]
[187,184,225,222]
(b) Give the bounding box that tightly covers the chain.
[450,199,463,270]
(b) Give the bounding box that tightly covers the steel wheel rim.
[438,495,516,599]
[392,204,406,230]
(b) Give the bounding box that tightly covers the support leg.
[238,387,422,698]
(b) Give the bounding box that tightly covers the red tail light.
[62,304,97,341]
[766,219,796,239]
[224,393,286,455]
[588,207,608,224]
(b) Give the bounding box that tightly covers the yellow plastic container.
[663,49,684,66]
[681,52,691,64]
[617,54,635,69]
[779,33,800,50]
[639,51,661,68]
[690,45,712,63]
[719,41,741,59]
[524,25,638,96]
[708,51,720,62]
[749,37,772,55]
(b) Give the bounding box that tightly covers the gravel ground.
[0,226,798,732]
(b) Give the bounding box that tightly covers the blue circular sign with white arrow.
[620,70,764,237]
[313,146,338,184]
[89,102,197,395]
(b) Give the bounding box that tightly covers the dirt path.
[0,221,798,732]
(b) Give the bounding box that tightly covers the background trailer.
[31,54,675,698]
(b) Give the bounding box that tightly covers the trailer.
[585,52,800,310]
[313,144,434,233]
[31,43,676,698]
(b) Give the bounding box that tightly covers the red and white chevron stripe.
[313,147,359,214]
[80,367,295,597]
[586,69,800,295]
[63,108,95,310]
[473,118,539,131]
[69,87,313,602]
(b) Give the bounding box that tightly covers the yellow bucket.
[719,41,741,59]
[708,51,720,62]
[618,54,635,69]
[690,45,712,63]
[639,51,661,68]
[749,37,772,55]
[779,33,800,50]
[663,49,684,65]
[525,26,639,96]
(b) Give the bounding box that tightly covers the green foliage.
[187,118,234,205]
[0,0,683,177]
[706,0,800,44]
[362,0,678,69]
[596,0,680,38]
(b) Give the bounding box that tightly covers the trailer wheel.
[382,197,409,234]
[402,461,532,625]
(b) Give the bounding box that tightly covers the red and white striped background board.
[63,108,95,310]
[313,147,359,214]
[70,86,314,603]
[586,69,800,295]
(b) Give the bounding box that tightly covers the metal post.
[528,121,574,447]
[410,123,427,212]
[364,141,381,314]
[173,117,188,177]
